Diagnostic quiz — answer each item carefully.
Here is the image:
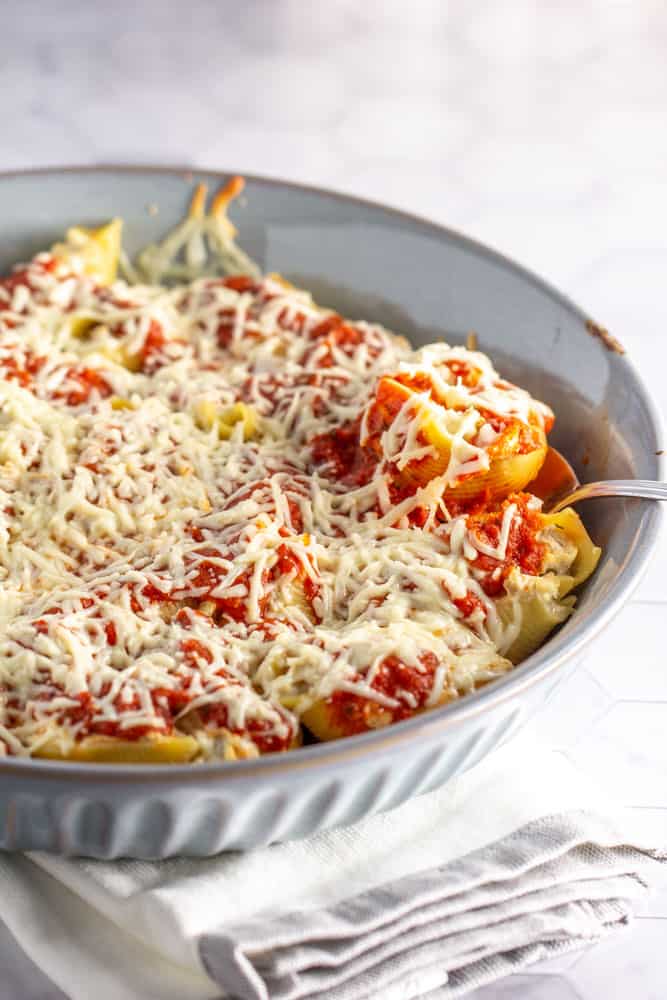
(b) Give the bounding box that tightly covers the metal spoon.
[528,447,667,513]
[547,477,667,514]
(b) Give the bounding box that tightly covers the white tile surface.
[0,0,665,996]
[582,604,667,702]
[566,700,667,808]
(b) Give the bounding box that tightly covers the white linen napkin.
[0,734,662,1000]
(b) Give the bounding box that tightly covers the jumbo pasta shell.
[445,445,548,501]
[301,697,394,742]
[52,219,123,286]
[34,731,200,764]
[541,507,601,593]
[497,592,575,664]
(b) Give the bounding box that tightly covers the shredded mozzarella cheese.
[0,236,564,758]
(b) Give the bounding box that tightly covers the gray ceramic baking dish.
[0,166,662,858]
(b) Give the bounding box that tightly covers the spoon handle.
[549,479,667,514]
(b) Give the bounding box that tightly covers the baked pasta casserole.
[0,179,600,762]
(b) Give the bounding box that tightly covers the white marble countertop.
[1,1,665,996]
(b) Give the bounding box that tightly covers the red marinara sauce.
[40,687,177,742]
[452,591,487,619]
[179,639,295,754]
[327,653,440,736]
[303,315,371,367]
[463,493,546,596]
[0,351,111,405]
[310,418,377,487]
[197,701,294,754]
[57,366,112,406]
[0,352,46,388]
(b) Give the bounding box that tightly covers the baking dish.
[0,166,662,857]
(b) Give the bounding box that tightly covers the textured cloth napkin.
[0,734,662,1000]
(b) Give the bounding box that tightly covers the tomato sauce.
[464,494,546,595]
[274,542,320,607]
[362,377,411,451]
[198,699,294,754]
[452,591,486,619]
[0,256,59,294]
[216,308,244,348]
[304,315,376,368]
[276,305,309,335]
[394,362,482,394]
[327,653,439,735]
[0,352,46,389]
[135,319,170,373]
[475,408,542,458]
[178,633,295,753]
[35,685,176,742]
[0,350,111,405]
[442,358,481,387]
[56,366,112,405]
[221,275,259,294]
[310,419,377,487]
[216,278,277,347]
[180,637,213,666]
[183,555,267,623]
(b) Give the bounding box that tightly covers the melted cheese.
[0,233,566,758]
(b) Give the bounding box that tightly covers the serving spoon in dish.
[530,447,667,514]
